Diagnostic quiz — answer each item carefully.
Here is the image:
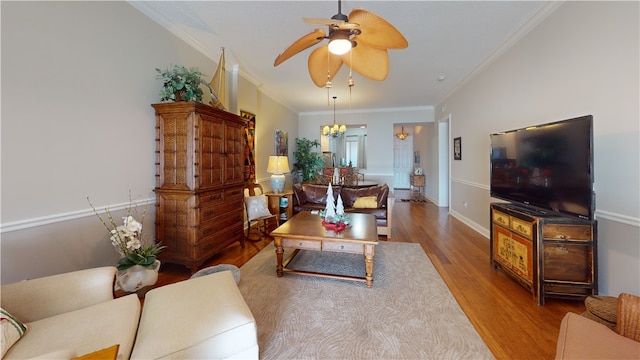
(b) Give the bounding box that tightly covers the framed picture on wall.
[454,137,462,160]
[241,110,256,182]
[275,130,288,156]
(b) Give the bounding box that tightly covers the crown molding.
[438,1,564,105]
[301,105,434,117]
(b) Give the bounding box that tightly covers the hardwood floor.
[156,191,585,359]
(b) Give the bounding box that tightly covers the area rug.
[238,241,494,359]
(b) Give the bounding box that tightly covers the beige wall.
[1,2,297,283]
[436,1,640,295]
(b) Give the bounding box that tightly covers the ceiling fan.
[273,0,408,88]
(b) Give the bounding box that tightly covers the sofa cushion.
[131,270,258,360]
[353,196,378,209]
[3,294,140,360]
[341,184,389,208]
[293,184,340,206]
[0,267,117,323]
[1,308,27,357]
[555,312,640,359]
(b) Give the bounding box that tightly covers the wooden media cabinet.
[490,202,597,305]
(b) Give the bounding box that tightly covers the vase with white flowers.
[87,194,166,294]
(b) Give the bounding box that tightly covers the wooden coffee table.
[270,211,379,287]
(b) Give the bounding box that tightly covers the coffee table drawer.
[323,241,364,253]
[282,238,321,250]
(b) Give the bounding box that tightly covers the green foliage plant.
[156,64,207,102]
[293,138,325,182]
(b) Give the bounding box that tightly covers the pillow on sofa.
[353,196,378,209]
[244,195,272,221]
[1,307,27,357]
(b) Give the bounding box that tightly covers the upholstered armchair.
[555,293,640,359]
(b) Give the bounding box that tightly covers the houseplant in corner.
[87,193,165,296]
[156,64,207,102]
[293,138,325,183]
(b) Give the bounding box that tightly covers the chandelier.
[396,126,409,141]
[323,96,347,138]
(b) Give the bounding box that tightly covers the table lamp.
[267,156,290,194]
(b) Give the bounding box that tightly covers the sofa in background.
[555,293,640,359]
[1,267,258,359]
[292,183,395,238]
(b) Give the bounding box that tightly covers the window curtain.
[358,135,366,169]
[329,137,346,166]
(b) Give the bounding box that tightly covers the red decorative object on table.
[322,220,347,232]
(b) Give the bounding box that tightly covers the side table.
[265,190,293,222]
[410,174,425,201]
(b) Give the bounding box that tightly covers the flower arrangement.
[87,194,165,271]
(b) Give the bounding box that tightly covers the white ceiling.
[131,1,556,114]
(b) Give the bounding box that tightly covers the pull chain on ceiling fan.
[274,0,408,92]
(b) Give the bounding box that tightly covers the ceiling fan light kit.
[328,37,352,55]
[274,0,408,91]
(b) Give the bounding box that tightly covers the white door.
[393,128,413,189]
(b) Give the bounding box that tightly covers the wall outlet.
[463,201,468,208]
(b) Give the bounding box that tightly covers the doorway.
[393,125,413,189]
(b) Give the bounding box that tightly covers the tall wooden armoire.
[152,102,247,272]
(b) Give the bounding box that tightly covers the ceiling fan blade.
[308,45,344,87]
[274,28,326,66]
[304,17,358,31]
[349,9,408,49]
[343,45,389,81]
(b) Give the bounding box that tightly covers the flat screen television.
[490,115,594,220]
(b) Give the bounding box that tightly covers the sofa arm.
[555,312,640,359]
[1,266,117,323]
[131,270,258,359]
[617,293,640,342]
[386,193,395,239]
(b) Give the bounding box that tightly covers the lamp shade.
[266,156,290,174]
[267,156,290,194]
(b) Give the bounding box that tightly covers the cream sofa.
[1,267,258,359]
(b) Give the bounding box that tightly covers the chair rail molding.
[1,198,156,234]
